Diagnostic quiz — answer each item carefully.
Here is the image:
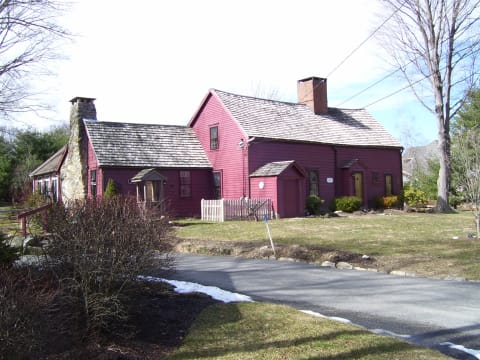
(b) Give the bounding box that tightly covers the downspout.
[246,137,255,198]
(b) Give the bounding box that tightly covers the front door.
[353,172,363,200]
[283,179,300,217]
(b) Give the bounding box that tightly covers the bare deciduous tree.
[377,0,480,212]
[0,0,71,120]
[452,129,480,237]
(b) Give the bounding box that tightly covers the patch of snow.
[300,310,351,324]
[138,276,480,360]
[440,342,480,359]
[138,276,253,303]
[371,328,411,339]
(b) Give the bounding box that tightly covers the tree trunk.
[436,120,452,212]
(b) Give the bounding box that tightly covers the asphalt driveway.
[157,254,480,359]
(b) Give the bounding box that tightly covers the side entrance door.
[353,172,363,200]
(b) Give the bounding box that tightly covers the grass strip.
[169,302,448,359]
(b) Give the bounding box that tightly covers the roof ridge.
[212,88,367,112]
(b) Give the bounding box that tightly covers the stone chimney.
[61,97,96,203]
[297,77,328,115]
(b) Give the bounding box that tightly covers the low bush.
[0,267,76,359]
[104,178,118,198]
[305,195,324,215]
[375,195,400,209]
[0,230,18,266]
[403,186,428,208]
[44,196,175,338]
[331,196,362,213]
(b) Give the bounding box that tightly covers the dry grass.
[175,211,480,280]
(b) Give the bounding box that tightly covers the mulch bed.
[41,281,220,360]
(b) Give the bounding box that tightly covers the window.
[180,171,191,198]
[210,126,219,150]
[51,178,58,202]
[385,174,393,196]
[44,179,50,197]
[308,170,319,196]
[213,171,221,199]
[90,170,97,197]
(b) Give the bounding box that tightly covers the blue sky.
[5,0,439,147]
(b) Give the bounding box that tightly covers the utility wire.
[337,30,480,108]
[298,1,407,105]
[335,68,401,106]
[326,0,407,78]
[361,40,480,108]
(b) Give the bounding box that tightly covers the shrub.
[305,195,324,215]
[104,178,118,198]
[0,231,18,266]
[25,191,50,208]
[403,186,428,208]
[375,195,399,209]
[331,196,362,212]
[0,267,61,358]
[44,196,174,338]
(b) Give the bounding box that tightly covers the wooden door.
[283,179,300,218]
[145,181,153,203]
[353,173,363,200]
[385,174,392,196]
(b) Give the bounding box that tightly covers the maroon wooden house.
[30,145,67,202]
[31,77,402,218]
[189,77,403,217]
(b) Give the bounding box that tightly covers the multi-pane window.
[210,126,219,150]
[90,170,97,197]
[308,170,319,196]
[180,171,191,198]
[44,179,50,197]
[51,178,58,202]
[213,171,221,199]
[37,180,43,194]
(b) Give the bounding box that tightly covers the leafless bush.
[0,267,58,359]
[44,196,175,338]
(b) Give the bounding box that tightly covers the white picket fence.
[201,198,273,222]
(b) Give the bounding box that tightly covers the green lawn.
[168,302,448,359]
[175,211,480,280]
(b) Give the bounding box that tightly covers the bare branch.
[0,0,72,121]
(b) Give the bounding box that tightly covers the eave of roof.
[30,145,67,177]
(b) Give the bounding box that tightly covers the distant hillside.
[402,140,439,180]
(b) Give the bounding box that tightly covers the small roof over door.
[130,168,167,183]
[250,160,306,178]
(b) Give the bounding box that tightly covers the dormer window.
[210,126,219,150]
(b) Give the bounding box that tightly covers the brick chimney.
[297,77,328,114]
[61,97,96,203]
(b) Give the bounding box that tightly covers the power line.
[335,68,401,106]
[326,0,407,78]
[361,40,480,108]
[337,30,480,108]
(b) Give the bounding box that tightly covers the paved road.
[156,254,480,359]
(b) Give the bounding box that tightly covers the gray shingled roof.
[250,161,296,177]
[84,121,211,168]
[30,145,67,176]
[213,90,402,148]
